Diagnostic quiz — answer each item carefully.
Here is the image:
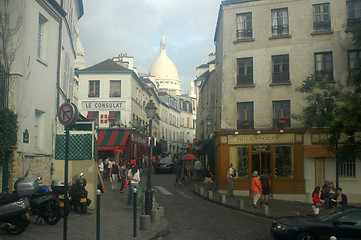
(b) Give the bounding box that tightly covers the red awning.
[97,130,129,151]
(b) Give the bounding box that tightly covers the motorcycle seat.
[0,192,20,205]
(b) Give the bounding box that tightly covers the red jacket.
[251,177,262,194]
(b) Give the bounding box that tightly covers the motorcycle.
[28,179,62,225]
[69,173,91,214]
[0,173,38,234]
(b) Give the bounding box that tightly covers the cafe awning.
[97,130,129,151]
[87,111,99,119]
[109,111,120,120]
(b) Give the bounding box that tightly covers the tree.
[294,27,361,187]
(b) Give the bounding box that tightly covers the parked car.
[271,205,361,240]
[155,157,174,174]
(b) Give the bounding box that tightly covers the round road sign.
[58,102,77,125]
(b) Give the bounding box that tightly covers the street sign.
[58,102,78,125]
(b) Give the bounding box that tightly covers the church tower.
[149,36,182,95]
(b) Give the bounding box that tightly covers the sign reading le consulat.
[82,101,125,110]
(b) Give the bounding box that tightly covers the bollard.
[263,205,269,216]
[151,209,160,223]
[239,199,244,209]
[208,191,213,199]
[200,187,205,196]
[133,188,137,237]
[96,190,101,240]
[140,215,151,230]
[193,184,198,193]
[220,195,226,204]
[158,206,164,218]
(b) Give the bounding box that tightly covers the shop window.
[274,145,293,178]
[230,146,249,178]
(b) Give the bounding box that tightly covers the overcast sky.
[78,0,221,94]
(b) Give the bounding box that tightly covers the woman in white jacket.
[127,165,140,205]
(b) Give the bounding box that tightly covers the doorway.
[251,152,271,175]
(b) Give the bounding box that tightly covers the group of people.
[312,181,348,215]
[227,164,271,208]
[98,156,142,205]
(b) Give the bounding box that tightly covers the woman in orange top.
[251,171,262,208]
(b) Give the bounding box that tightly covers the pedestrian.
[194,159,202,181]
[335,187,348,206]
[312,186,323,215]
[260,170,271,206]
[174,161,182,186]
[98,159,104,179]
[251,171,262,208]
[320,182,331,209]
[127,165,140,205]
[203,164,213,191]
[110,161,120,191]
[119,163,127,193]
[106,157,113,180]
[227,163,235,197]
[328,182,337,208]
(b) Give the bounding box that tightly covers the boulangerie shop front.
[214,130,306,197]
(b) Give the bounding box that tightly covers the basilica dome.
[149,36,181,95]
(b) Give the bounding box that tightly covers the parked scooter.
[0,173,38,234]
[28,178,62,225]
[69,173,91,214]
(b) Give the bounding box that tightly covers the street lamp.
[145,100,157,216]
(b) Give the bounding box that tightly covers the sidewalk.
[189,181,313,219]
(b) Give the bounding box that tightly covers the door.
[251,153,271,175]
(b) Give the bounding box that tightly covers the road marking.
[154,186,173,196]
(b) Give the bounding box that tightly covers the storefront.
[97,129,148,162]
[215,130,305,195]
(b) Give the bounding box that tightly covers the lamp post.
[145,100,157,215]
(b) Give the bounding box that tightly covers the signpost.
[58,101,78,240]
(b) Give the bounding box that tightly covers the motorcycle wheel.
[42,199,62,225]
[5,216,27,235]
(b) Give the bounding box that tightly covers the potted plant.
[241,118,251,127]
[275,116,290,129]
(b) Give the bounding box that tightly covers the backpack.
[232,168,236,177]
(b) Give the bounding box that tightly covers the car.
[271,205,361,240]
[154,157,174,174]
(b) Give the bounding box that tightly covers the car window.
[317,207,347,220]
[338,212,361,226]
[160,158,172,164]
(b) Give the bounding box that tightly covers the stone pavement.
[0,179,169,240]
[190,181,314,219]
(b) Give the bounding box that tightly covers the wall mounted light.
[280,129,284,134]
[256,131,261,135]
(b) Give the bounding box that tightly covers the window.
[274,145,293,178]
[37,14,48,61]
[271,8,289,36]
[109,111,121,127]
[315,52,333,81]
[347,0,361,29]
[348,50,361,70]
[237,102,254,129]
[272,55,289,84]
[236,12,252,39]
[273,100,290,129]
[88,80,100,97]
[110,80,121,97]
[237,57,253,85]
[339,157,356,178]
[313,3,331,31]
[230,146,249,178]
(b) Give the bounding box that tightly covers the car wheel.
[296,231,316,240]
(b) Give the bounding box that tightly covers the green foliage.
[294,74,361,159]
[0,108,18,166]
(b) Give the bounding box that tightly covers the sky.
[77,0,221,94]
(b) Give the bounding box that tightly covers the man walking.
[260,170,271,206]
[227,163,235,197]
